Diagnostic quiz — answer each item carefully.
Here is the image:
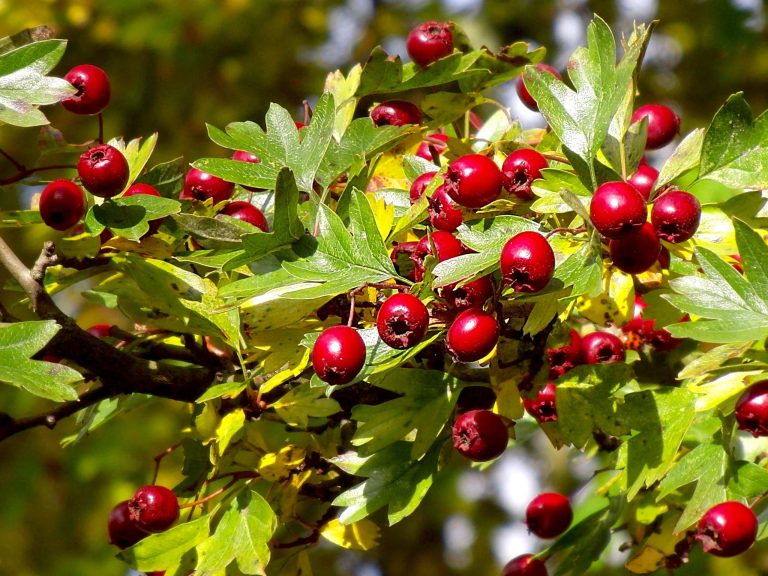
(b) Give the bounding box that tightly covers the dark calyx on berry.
[523,382,558,423]
[62,64,111,115]
[695,501,757,557]
[406,21,454,68]
[582,331,625,364]
[451,409,509,461]
[502,148,549,201]
[108,500,148,549]
[500,231,555,293]
[547,329,584,379]
[376,293,430,350]
[443,154,503,208]
[128,485,180,533]
[441,275,494,311]
[428,185,463,232]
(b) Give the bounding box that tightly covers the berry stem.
[0,164,76,186]
[152,442,182,485]
[180,477,239,509]
[302,99,313,125]
[545,226,587,239]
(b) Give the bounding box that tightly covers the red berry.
[651,190,701,243]
[376,293,430,349]
[416,133,449,161]
[500,231,555,293]
[445,309,499,362]
[39,179,86,230]
[62,64,111,115]
[502,554,548,576]
[547,329,584,379]
[632,104,680,150]
[441,275,494,311]
[609,221,661,275]
[128,485,180,533]
[444,154,503,208]
[523,382,558,422]
[411,231,463,281]
[502,149,549,201]
[180,167,234,204]
[695,501,757,557]
[108,500,148,549]
[517,64,561,112]
[123,183,161,198]
[589,181,647,239]
[410,171,438,204]
[526,492,573,539]
[582,331,625,364]
[312,325,366,384]
[428,185,463,232]
[406,21,454,68]
[370,100,422,127]
[621,295,681,352]
[77,144,129,198]
[451,409,508,461]
[735,380,768,437]
[232,149,263,192]
[86,324,113,339]
[627,163,659,201]
[219,201,269,232]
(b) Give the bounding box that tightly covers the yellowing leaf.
[688,370,763,412]
[216,409,245,454]
[246,326,317,375]
[260,348,310,395]
[490,356,524,420]
[625,514,685,574]
[691,206,737,256]
[276,469,313,521]
[258,445,306,481]
[320,518,381,551]
[365,192,395,240]
[195,402,220,442]
[577,268,634,325]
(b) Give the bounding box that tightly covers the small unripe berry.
[441,275,494,311]
[451,409,508,461]
[39,179,86,230]
[219,201,269,232]
[627,162,658,201]
[444,154,503,208]
[376,293,430,349]
[77,144,130,198]
[416,133,449,161]
[180,167,235,204]
[517,64,561,112]
[502,148,548,200]
[582,331,625,364]
[406,21,454,68]
[609,221,661,275]
[500,231,555,293]
[502,554,548,576]
[370,100,422,127]
[523,382,558,423]
[651,190,701,243]
[446,309,499,362]
[695,501,757,557]
[409,171,438,204]
[735,380,768,437]
[411,231,463,281]
[547,329,584,379]
[526,492,573,539]
[128,485,180,533]
[62,64,111,115]
[589,181,647,239]
[108,500,148,549]
[632,104,680,150]
[312,325,366,384]
[428,185,463,232]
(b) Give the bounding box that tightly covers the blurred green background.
[0,1,767,575]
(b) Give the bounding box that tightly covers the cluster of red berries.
[107,485,179,550]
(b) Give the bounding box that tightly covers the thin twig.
[545,226,587,239]
[180,478,239,509]
[0,164,76,186]
[152,442,182,485]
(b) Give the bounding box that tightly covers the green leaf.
[85,195,181,240]
[552,240,602,298]
[728,461,768,500]
[110,133,158,190]
[272,382,342,428]
[119,515,211,572]
[656,128,704,192]
[699,93,768,189]
[734,218,768,301]
[137,157,186,197]
[530,169,591,214]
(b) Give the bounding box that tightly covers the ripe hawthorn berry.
[526,492,573,539]
[523,382,558,423]
[547,329,584,379]
[444,154,503,208]
[735,380,768,437]
[517,64,561,112]
[445,308,499,362]
[128,485,180,533]
[695,501,757,557]
[312,325,366,384]
[609,221,661,275]
[500,231,555,293]
[180,167,234,204]
[502,148,548,201]
[86,324,113,339]
[39,179,86,230]
[621,295,681,352]
[582,331,625,364]
[376,293,430,349]
[62,64,111,115]
[107,500,148,549]
[406,21,454,68]
[501,554,548,576]
[232,149,264,191]
[589,181,647,239]
[77,144,129,198]
[441,275,494,311]
[650,190,701,243]
[410,231,463,281]
[627,162,659,201]
[416,133,449,161]
[370,100,422,127]
[219,201,269,232]
[428,185,463,232]
[409,171,438,204]
[632,104,680,150]
[451,409,508,461]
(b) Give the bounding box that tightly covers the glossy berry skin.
[547,329,584,379]
[406,21,454,68]
[446,309,499,362]
[628,163,659,201]
[651,190,701,243]
[180,167,235,204]
[500,231,555,293]
[411,231,463,281]
[219,201,269,232]
[589,181,647,239]
[502,554,548,576]
[451,409,508,461]
[428,185,463,232]
[502,149,548,200]
[517,63,561,112]
[128,485,180,533]
[376,293,430,349]
[582,331,625,364]
[526,492,573,539]
[77,145,129,198]
[108,500,148,549]
[444,154,503,208]
[62,64,111,115]
[441,275,494,311]
[632,104,680,150]
[409,171,437,204]
[416,133,449,161]
[370,100,422,127]
[39,179,86,230]
[523,382,558,423]
[232,149,263,191]
[735,380,768,437]
[609,221,661,275]
[695,501,757,557]
[312,325,366,384]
